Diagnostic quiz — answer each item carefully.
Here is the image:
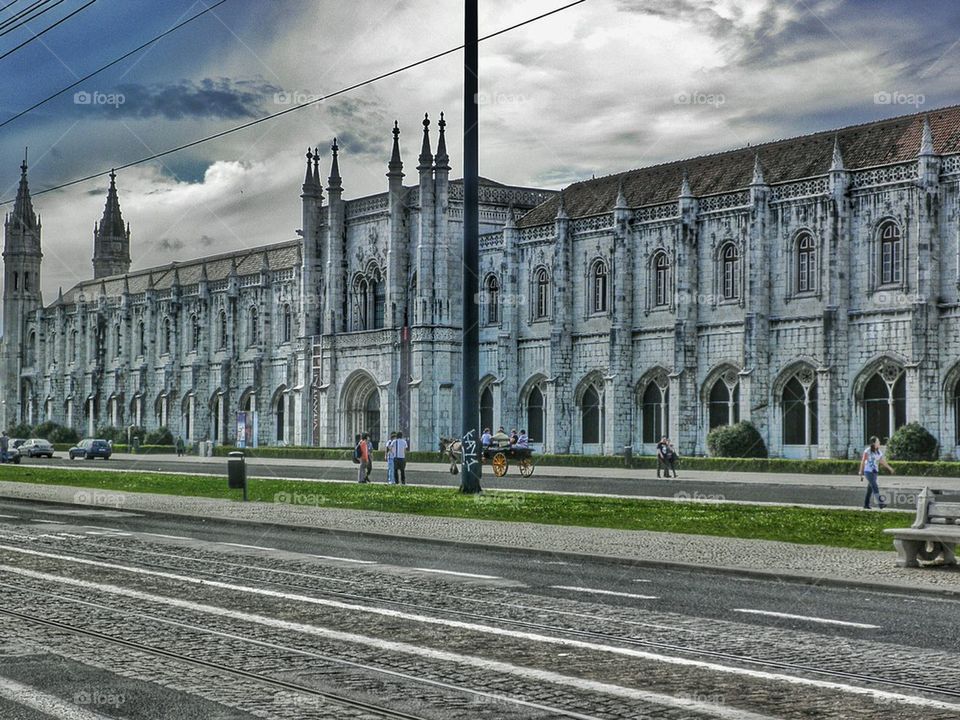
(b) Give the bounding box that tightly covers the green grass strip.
[0,465,909,552]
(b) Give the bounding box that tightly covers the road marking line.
[310,554,376,565]
[30,519,65,524]
[631,579,652,583]
[84,531,131,537]
[732,609,880,629]
[140,532,192,540]
[551,585,659,600]
[0,514,17,519]
[0,564,777,720]
[219,542,275,551]
[410,567,499,579]
[1,547,957,713]
[82,525,127,532]
[0,676,113,720]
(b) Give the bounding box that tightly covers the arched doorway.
[480,385,494,433]
[527,385,544,444]
[639,374,669,447]
[342,373,381,449]
[862,363,905,443]
[780,366,818,458]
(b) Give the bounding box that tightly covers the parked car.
[20,438,54,458]
[68,438,112,460]
[0,446,20,464]
[10,438,25,450]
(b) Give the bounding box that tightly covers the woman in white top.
[858,435,894,509]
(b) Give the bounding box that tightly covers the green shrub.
[887,422,939,461]
[95,425,127,443]
[706,421,768,458]
[6,422,33,438]
[144,426,173,446]
[32,421,79,444]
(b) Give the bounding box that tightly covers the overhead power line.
[0,0,96,62]
[0,0,65,39]
[0,0,230,129]
[0,0,55,33]
[5,0,586,204]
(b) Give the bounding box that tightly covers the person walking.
[364,433,374,482]
[175,436,185,457]
[858,435,894,509]
[386,431,397,484]
[0,431,8,463]
[393,431,408,485]
[356,433,371,483]
[656,436,678,478]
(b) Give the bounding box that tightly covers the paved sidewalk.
[106,452,960,491]
[2,479,958,596]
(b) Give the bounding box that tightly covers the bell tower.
[92,170,131,278]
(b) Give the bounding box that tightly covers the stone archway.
[341,371,381,449]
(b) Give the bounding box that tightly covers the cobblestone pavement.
[0,515,959,719]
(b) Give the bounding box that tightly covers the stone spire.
[93,170,131,278]
[919,115,935,156]
[328,137,342,191]
[830,135,845,171]
[751,153,766,185]
[418,113,433,170]
[387,121,404,178]
[679,168,693,197]
[11,153,36,231]
[303,148,316,190]
[56,286,63,305]
[434,111,450,170]
[313,146,321,188]
[98,170,126,239]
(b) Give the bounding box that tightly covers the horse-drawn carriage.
[440,437,535,478]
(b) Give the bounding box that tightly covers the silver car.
[20,438,54,458]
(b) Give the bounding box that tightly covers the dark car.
[69,438,112,460]
[20,438,54,458]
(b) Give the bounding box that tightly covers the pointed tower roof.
[303,148,315,187]
[55,286,63,305]
[919,115,935,156]
[751,153,766,185]
[434,111,450,170]
[123,274,130,294]
[387,121,404,177]
[12,154,37,230]
[418,113,433,170]
[98,170,126,238]
[313,146,321,189]
[830,135,845,171]
[328,137,342,191]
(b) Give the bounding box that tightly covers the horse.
[439,436,462,475]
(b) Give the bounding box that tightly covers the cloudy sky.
[1,0,959,299]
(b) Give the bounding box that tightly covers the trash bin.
[132,436,140,454]
[227,451,247,500]
[623,444,633,467]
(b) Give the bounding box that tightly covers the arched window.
[12,272,17,291]
[480,386,494,432]
[70,330,78,362]
[535,268,549,319]
[137,321,146,356]
[282,304,292,342]
[114,323,122,358]
[796,233,816,293]
[863,367,906,443]
[721,244,739,300]
[879,222,902,286]
[782,373,818,446]
[641,381,669,444]
[364,391,380,448]
[708,376,740,429]
[26,331,35,366]
[353,275,369,330]
[218,310,227,349]
[527,386,544,443]
[190,314,200,351]
[248,307,259,346]
[372,271,385,329]
[276,393,285,443]
[485,275,500,325]
[23,272,29,291]
[653,252,669,307]
[162,317,172,354]
[581,384,603,445]
[591,260,608,314]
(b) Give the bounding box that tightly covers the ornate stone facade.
[5,106,960,458]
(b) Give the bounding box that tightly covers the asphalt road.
[13,454,920,509]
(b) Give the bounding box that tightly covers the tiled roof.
[56,240,300,307]
[518,105,960,228]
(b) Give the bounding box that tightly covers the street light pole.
[460,0,481,493]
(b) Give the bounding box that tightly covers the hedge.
[49,443,176,455]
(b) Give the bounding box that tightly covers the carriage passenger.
[481,428,492,449]
[516,430,529,449]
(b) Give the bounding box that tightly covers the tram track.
[4,533,960,706]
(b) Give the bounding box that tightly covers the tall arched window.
[721,244,739,300]
[591,260,608,314]
[879,222,902,286]
[653,252,669,307]
[12,272,17,291]
[796,233,816,293]
[480,386,494,432]
[162,317,172,354]
[863,366,905,443]
[114,324,122,358]
[191,314,200,351]
[708,376,740,429]
[137,321,145,356]
[364,391,380,448]
[782,372,818,446]
[353,275,369,330]
[26,331,35,367]
[485,275,500,325]
[535,268,549,319]
[218,310,227,349]
[372,270,385,329]
[641,381,669,444]
[23,272,30,291]
[70,330,78,362]
[248,307,259,346]
[282,304,292,342]
[527,385,545,443]
[276,393,285,443]
[581,383,603,445]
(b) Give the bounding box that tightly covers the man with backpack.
[392,431,408,485]
[355,433,371,483]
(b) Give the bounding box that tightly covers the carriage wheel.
[518,458,534,478]
[492,452,508,477]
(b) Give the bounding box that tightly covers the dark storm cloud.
[326,97,392,158]
[70,78,282,121]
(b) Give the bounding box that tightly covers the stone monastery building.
[4,106,960,458]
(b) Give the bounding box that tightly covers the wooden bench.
[883,487,960,568]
